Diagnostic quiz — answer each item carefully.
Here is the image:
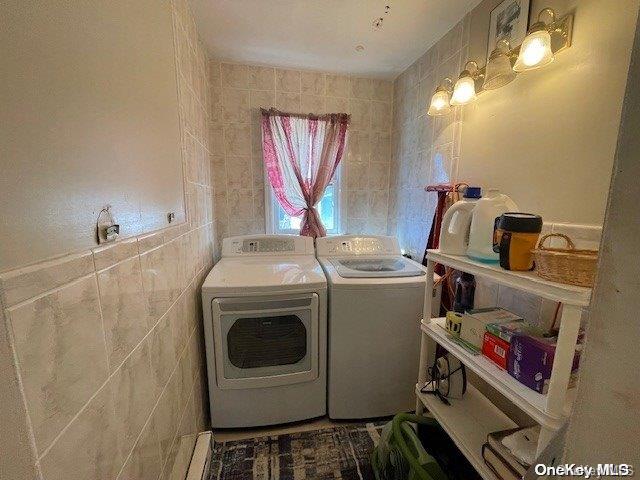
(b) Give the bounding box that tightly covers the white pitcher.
[467,189,519,262]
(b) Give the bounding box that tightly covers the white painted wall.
[460,0,639,225]
[1,1,185,271]
[563,9,640,463]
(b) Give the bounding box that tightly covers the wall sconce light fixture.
[451,61,483,106]
[425,6,574,117]
[483,39,517,90]
[427,78,453,116]
[514,8,573,72]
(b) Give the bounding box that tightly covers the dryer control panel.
[316,235,401,256]
[242,238,294,253]
[222,235,315,257]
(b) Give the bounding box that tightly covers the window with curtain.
[261,108,350,238]
[267,167,342,235]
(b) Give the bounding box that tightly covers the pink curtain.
[261,108,350,238]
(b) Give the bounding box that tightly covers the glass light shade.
[427,88,452,116]
[514,29,554,71]
[483,49,516,90]
[450,75,477,106]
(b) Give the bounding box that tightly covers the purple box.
[507,334,581,394]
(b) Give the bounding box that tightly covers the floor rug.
[209,421,386,480]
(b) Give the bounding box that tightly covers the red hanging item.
[422,183,468,314]
[422,184,453,256]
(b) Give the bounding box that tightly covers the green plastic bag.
[371,413,450,480]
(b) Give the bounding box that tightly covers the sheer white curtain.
[261,109,350,237]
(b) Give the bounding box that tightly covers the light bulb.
[483,40,516,90]
[523,38,546,65]
[432,96,447,109]
[514,29,554,71]
[450,76,477,106]
[427,88,452,116]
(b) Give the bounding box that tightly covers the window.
[265,165,343,235]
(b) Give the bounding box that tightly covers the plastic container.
[438,187,481,255]
[453,272,475,313]
[467,189,518,262]
[493,213,543,271]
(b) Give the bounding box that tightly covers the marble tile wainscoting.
[0,0,215,479]
[208,61,394,251]
[387,15,469,260]
[1,226,211,480]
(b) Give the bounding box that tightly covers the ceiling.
[189,1,482,80]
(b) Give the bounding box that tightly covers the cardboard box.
[507,334,581,394]
[486,319,545,343]
[482,332,510,370]
[460,308,521,351]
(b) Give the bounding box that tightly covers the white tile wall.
[209,61,394,250]
[0,1,214,478]
[387,13,468,260]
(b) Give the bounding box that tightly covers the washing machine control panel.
[317,236,400,256]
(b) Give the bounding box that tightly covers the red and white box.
[482,332,510,370]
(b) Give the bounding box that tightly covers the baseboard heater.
[186,431,213,480]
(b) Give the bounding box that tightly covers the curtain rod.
[261,108,350,123]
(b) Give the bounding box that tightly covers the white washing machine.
[316,235,441,419]
[202,235,327,428]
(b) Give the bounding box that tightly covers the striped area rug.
[209,421,385,480]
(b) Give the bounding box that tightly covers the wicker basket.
[532,233,598,287]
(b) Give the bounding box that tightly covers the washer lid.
[329,257,426,278]
[202,256,326,294]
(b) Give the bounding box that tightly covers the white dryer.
[202,235,327,428]
[316,235,441,419]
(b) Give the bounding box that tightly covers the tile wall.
[0,1,213,479]
[0,3,608,477]
[387,15,469,260]
[208,61,394,249]
[387,15,602,327]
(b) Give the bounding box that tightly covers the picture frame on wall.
[487,0,531,64]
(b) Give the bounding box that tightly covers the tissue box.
[460,308,521,351]
[507,334,581,394]
[486,319,545,343]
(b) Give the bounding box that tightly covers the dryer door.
[211,294,318,389]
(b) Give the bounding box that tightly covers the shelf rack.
[415,384,516,480]
[416,250,591,475]
[426,250,591,306]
